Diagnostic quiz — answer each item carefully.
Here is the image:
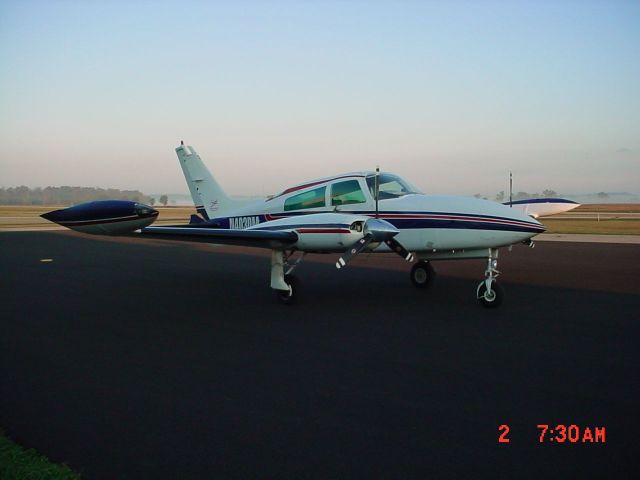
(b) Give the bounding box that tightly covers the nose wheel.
[477,281,504,308]
[477,250,503,308]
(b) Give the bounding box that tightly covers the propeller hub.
[364,218,399,242]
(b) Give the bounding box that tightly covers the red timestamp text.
[537,424,605,443]
[497,424,606,444]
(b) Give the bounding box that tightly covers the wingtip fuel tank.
[41,200,158,234]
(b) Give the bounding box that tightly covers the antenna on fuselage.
[375,166,380,218]
[509,171,513,207]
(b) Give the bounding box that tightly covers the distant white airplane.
[504,198,580,218]
[42,142,545,308]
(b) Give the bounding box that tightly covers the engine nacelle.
[293,222,366,252]
[247,213,372,253]
[41,200,158,235]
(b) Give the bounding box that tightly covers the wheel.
[276,274,298,305]
[410,261,435,288]
[477,281,504,308]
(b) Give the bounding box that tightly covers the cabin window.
[331,180,366,206]
[284,186,327,211]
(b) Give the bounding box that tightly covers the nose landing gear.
[477,249,504,308]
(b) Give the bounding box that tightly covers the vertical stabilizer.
[175,143,242,220]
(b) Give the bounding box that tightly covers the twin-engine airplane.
[42,142,546,308]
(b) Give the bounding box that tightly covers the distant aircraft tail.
[175,143,244,220]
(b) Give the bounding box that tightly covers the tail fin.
[175,143,243,220]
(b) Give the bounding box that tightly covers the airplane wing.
[140,225,298,249]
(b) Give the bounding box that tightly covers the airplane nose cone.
[532,220,545,235]
[507,206,546,235]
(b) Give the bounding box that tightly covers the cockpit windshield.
[366,173,421,199]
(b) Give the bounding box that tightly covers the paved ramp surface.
[1,232,639,479]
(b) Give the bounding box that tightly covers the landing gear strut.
[476,249,504,308]
[272,250,305,305]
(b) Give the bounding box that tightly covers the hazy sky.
[1,0,639,197]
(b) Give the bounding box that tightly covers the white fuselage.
[204,174,544,254]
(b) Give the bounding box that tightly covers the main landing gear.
[476,249,504,308]
[410,260,435,288]
[272,250,305,305]
[275,274,299,305]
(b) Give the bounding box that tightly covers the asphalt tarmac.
[1,231,639,479]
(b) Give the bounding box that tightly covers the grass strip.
[0,432,80,480]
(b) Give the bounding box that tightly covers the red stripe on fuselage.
[263,212,540,230]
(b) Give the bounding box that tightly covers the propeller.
[335,232,375,269]
[385,238,415,262]
[335,218,412,269]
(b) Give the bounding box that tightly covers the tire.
[276,274,298,305]
[410,261,435,288]
[477,281,504,308]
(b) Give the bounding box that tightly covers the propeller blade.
[385,238,415,262]
[336,233,374,269]
[335,218,401,269]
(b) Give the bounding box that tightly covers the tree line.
[493,190,558,202]
[471,190,560,201]
[0,186,153,206]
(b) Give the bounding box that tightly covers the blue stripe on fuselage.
[385,217,543,233]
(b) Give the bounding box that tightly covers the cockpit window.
[284,186,327,211]
[366,174,420,199]
[331,180,366,206]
